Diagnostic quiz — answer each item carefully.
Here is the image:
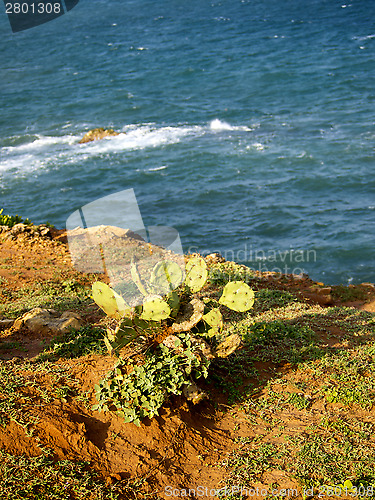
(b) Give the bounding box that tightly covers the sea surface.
[1,0,374,284]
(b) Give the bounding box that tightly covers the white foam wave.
[148,165,167,171]
[209,118,252,132]
[246,142,265,151]
[84,125,204,154]
[353,34,375,41]
[3,134,79,153]
[0,120,253,175]
[0,134,80,174]
[0,153,51,175]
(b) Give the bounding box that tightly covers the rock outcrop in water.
[79,128,119,144]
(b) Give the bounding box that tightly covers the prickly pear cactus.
[130,259,149,297]
[202,308,223,337]
[92,282,129,319]
[140,295,171,321]
[219,281,255,312]
[150,260,184,295]
[184,255,208,293]
[92,252,258,426]
[166,290,180,317]
[105,316,164,356]
[105,317,139,356]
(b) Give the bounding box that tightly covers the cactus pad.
[130,259,149,297]
[140,295,171,321]
[184,255,208,293]
[116,318,139,340]
[219,281,255,312]
[92,282,129,319]
[150,260,184,295]
[202,308,223,337]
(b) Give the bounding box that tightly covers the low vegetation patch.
[0,450,125,500]
[332,284,368,302]
[0,277,92,319]
[0,208,32,229]
[38,325,107,361]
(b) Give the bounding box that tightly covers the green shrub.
[332,285,367,302]
[93,335,210,426]
[0,209,32,228]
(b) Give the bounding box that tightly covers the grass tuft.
[38,325,106,362]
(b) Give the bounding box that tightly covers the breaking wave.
[0,120,253,175]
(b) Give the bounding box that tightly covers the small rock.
[319,294,334,305]
[10,223,29,235]
[264,271,279,277]
[317,287,332,295]
[105,473,122,486]
[37,224,52,237]
[13,308,83,336]
[205,253,226,264]
[79,128,120,144]
[122,229,145,241]
[58,311,84,333]
[293,273,309,281]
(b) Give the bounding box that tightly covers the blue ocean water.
[1,0,374,284]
